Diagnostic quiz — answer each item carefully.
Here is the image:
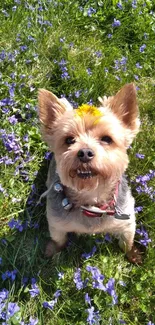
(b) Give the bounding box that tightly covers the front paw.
[126,245,142,264]
[45,240,66,257]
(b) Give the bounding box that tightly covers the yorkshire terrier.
[38,83,141,263]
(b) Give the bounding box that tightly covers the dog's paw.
[126,245,142,265]
[45,240,65,258]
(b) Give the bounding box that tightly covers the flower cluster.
[86,266,118,305]
[135,170,155,200]
[8,218,39,232]
[136,225,151,247]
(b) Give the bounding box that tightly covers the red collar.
[81,182,119,218]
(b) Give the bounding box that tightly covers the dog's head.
[38,83,140,191]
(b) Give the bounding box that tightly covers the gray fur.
[44,157,136,252]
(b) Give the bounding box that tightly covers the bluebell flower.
[135,153,145,159]
[20,45,28,51]
[86,68,92,76]
[132,0,137,9]
[74,268,84,290]
[43,289,61,310]
[139,44,146,53]
[117,3,122,10]
[95,51,102,58]
[87,7,96,17]
[29,283,40,297]
[106,278,118,305]
[28,317,38,325]
[86,266,106,291]
[147,322,154,325]
[44,151,52,160]
[0,289,9,302]
[136,225,151,247]
[135,206,143,213]
[6,302,20,320]
[86,306,100,325]
[8,115,18,125]
[85,293,91,306]
[54,290,61,298]
[81,246,97,260]
[112,18,121,27]
[136,62,142,69]
[2,270,17,282]
[107,33,112,38]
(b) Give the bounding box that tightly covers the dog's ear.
[38,89,72,129]
[110,83,140,134]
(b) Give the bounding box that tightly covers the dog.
[38,83,142,263]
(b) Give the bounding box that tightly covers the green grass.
[0,0,155,324]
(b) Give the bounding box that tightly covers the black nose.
[77,148,95,163]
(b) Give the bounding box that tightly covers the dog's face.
[38,84,140,191]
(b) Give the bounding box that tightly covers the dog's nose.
[77,148,95,163]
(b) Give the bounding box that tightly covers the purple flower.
[86,68,92,76]
[86,266,106,291]
[139,44,146,53]
[6,302,20,320]
[135,206,143,213]
[0,257,2,265]
[74,268,84,290]
[82,246,97,260]
[85,293,91,306]
[107,33,112,38]
[135,153,145,159]
[28,317,38,325]
[74,90,81,98]
[95,51,102,58]
[112,18,121,27]
[106,278,118,305]
[43,300,56,310]
[117,2,122,9]
[147,322,154,325]
[2,270,17,282]
[87,7,96,17]
[0,289,9,302]
[29,283,40,297]
[8,115,18,125]
[86,306,100,325]
[58,272,64,280]
[8,218,24,232]
[136,62,142,69]
[136,225,151,247]
[44,151,52,160]
[43,289,61,310]
[20,45,28,51]
[132,0,137,9]
[54,290,61,298]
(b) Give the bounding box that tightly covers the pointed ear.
[38,89,70,129]
[110,83,140,133]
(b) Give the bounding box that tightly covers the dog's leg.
[118,227,142,264]
[45,226,68,257]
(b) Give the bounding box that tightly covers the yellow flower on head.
[75,104,102,118]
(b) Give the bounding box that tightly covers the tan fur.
[38,83,141,261]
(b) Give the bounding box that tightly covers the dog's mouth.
[76,168,97,179]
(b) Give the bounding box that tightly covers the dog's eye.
[101,136,113,144]
[65,137,75,145]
